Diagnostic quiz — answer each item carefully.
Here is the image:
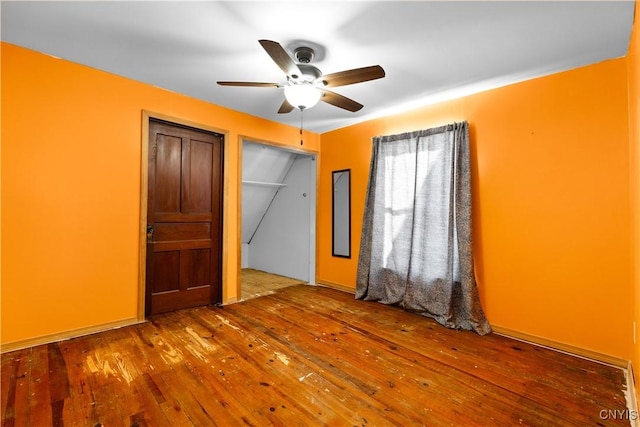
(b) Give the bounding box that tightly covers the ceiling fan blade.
[217,81,280,87]
[259,39,302,78]
[321,90,363,112]
[321,65,385,88]
[277,99,294,114]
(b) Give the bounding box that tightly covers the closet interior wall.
[241,140,316,283]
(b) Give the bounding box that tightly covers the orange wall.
[628,0,640,383]
[1,42,319,345]
[2,32,636,363]
[319,59,632,360]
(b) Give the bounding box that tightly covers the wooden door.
[146,119,223,315]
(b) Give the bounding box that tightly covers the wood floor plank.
[189,307,387,426]
[266,287,625,421]
[1,284,631,426]
[221,292,555,426]
[272,285,629,423]
[1,348,30,427]
[216,303,451,426]
[12,349,33,427]
[173,310,328,425]
[69,329,132,426]
[144,313,269,426]
[267,285,630,425]
[0,352,14,423]
[240,268,304,301]
[114,327,179,427]
[127,321,221,426]
[26,345,53,427]
[188,307,350,425]
[47,343,73,427]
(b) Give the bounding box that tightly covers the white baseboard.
[625,362,640,427]
[492,325,629,368]
[1,317,142,353]
[316,280,356,294]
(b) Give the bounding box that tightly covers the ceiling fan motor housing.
[294,64,322,83]
[294,46,315,64]
[288,47,322,83]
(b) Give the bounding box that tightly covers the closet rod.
[242,180,287,188]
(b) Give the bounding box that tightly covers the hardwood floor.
[240,269,305,301]
[1,285,631,426]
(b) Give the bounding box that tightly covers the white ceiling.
[1,1,635,133]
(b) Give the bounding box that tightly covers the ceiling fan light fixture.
[219,40,385,114]
[284,83,321,110]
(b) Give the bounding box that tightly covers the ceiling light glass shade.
[284,84,321,109]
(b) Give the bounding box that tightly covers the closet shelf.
[242,180,287,188]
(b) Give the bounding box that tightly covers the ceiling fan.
[217,40,385,113]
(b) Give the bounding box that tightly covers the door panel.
[189,140,213,212]
[155,135,182,213]
[153,251,180,293]
[146,119,223,315]
[182,249,211,287]
[154,223,211,241]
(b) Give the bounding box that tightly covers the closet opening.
[240,140,317,300]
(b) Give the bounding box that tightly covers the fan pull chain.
[299,107,304,145]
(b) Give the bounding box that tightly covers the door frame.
[238,136,319,301]
[138,111,229,321]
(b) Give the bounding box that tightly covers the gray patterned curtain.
[356,121,491,335]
